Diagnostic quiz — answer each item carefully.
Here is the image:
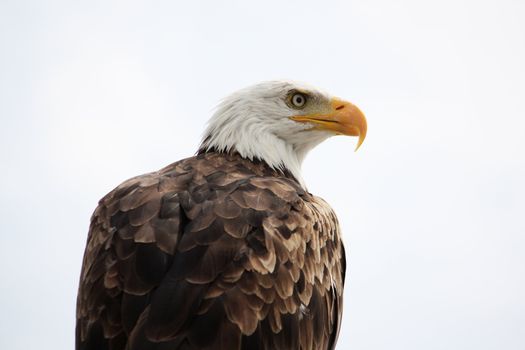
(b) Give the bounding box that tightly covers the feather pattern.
[76,152,345,350]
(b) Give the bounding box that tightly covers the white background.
[1,1,524,349]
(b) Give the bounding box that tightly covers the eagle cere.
[76,81,367,350]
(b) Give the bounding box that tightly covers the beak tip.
[354,133,366,152]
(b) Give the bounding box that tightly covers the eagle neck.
[199,123,308,189]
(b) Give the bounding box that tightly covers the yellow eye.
[291,92,307,108]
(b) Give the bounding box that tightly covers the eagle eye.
[289,92,308,109]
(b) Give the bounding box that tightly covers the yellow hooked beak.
[290,98,367,151]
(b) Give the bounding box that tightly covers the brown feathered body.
[76,152,345,350]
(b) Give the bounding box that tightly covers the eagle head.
[199,81,367,188]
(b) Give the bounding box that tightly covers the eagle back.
[76,152,345,350]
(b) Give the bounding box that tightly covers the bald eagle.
[76,81,367,350]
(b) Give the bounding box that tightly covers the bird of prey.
[76,81,367,350]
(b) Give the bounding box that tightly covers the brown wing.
[76,153,345,350]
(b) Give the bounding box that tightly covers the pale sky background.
[1,0,524,349]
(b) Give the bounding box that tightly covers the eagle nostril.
[335,105,345,110]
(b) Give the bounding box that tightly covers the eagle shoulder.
[76,153,345,350]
